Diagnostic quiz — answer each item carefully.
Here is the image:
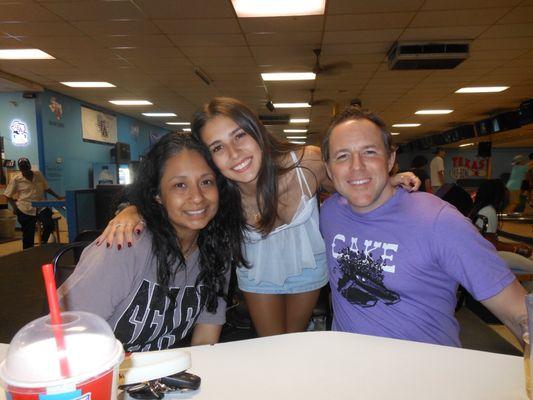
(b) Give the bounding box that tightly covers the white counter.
[0,331,525,399]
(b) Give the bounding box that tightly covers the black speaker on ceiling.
[477,141,492,158]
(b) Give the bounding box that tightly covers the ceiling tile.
[0,21,84,36]
[41,1,144,21]
[323,29,402,44]
[328,0,424,14]
[136,0,235,19]
[180,46,250,58]
[410,8,511,27]
[325,13,415,31]
[0,3,62,22]
[153,19,240,34]
[322,43,391,56]
[497,6,533,23]
[73,20,161,35]
[239,16,324,33]
[168,34,246,47]
[92,34,175,48]
[471,37,533,51]
[245,32,322,46]
[399,26,486,41]
[420,0,521,10]
[480,23,533,38]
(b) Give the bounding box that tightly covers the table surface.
[0,331,526,399]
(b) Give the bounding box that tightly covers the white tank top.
[241,152,326,285]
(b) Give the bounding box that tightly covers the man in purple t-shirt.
[319,105,528,347]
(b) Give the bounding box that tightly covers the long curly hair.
[470,178,508,221]
[191,97,302,236]
[129,132,247,313]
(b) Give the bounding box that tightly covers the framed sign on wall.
[81,106,117,144]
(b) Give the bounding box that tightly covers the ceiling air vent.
[259,114,290,125]
[388,41,470,70]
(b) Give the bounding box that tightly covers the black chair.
[51,230,102,286]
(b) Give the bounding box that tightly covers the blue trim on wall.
[35,93,46,173]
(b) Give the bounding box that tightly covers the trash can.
[0,209,16,238]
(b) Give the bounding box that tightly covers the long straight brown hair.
[192,97,302,236]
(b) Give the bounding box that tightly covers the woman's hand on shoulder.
[390,172,421,192]
[95,205,144,249]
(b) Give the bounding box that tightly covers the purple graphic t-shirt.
[320,189,514,347]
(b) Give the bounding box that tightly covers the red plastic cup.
[0,311,124,400]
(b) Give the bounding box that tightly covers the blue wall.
[38,90,169,193]
[397,147,533,183]
[0,92,39,169]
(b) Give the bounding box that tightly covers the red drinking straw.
[42,263,71,378]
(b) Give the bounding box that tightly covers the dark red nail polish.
[135,229,141,235]
[106,243,110,248]
[128,242,132,248]
[118,244,122,251]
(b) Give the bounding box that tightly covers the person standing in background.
[4,157,63,249]
[506,154,528,213]
[430,147,445,193]
[409,155,431,193]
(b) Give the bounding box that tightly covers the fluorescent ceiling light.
[166,122,190,126]
[459,143,474,147]
[261,72,316,81]
[273,103,311,108]
[142,113,177,117]
[289,141,306,144]
[109,100,152,106]
[290,118,310,124]
[0,48,54,60]
[391,132,400,136]
[284,129,307,133]
[232,0,325,17]
[455,86,509,93]
[61,82,115,88]
[415,109,453,115]
[392,123,420,128]
[182,128,191,132]
[286,136,307,139]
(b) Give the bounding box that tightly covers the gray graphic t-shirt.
[59,232,228,352]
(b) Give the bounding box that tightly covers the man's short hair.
[321,105,395,162]
[434,147,445,155]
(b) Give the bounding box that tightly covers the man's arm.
[4,195,19,215]
[481,279,528,346]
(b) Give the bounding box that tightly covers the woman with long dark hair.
[98,98,418,337]
[59,132,246,351]
[470,179,532,273]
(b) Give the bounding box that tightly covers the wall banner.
[81,106,117,144]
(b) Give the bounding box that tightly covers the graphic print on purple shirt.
[115,280,207,352]
[335,247,400,307]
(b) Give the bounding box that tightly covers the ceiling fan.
[312,48,352,76]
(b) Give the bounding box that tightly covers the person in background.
[470,179,532,272]
[97,98,420,338]
[320,105,528,347]
[506,154,528,213]
[409,155,431,193]
[429,147,446,193]
[59,133,246,351]
[4,157,63,249]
